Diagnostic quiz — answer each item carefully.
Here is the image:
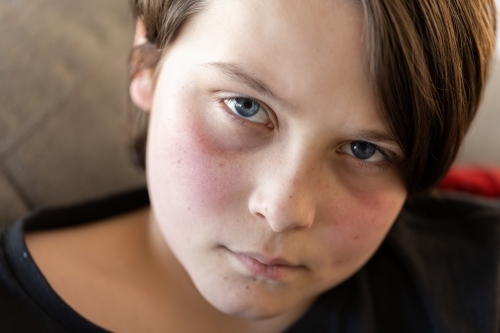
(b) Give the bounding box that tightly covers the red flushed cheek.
[319,187,405,265]
[350,188,404,235]
[148,110,245,221]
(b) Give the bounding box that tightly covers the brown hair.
[361,0,497,193]
[128,0,497,194]
[127,0,206,168]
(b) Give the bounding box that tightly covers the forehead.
[169,0,380,132]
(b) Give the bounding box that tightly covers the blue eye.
[223,98,269,124]
[339,140,388,163]
[351,141,376,160]
[233,98,260,117]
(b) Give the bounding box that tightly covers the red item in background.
[439,166,500,197]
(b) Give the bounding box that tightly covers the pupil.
[243,100,253,109]
[234,98,260,117]
[351,141,376,159]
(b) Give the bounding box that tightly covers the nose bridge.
[249,145,320,232]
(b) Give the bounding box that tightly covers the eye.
[339,141,389,163]
[223,98,269,124]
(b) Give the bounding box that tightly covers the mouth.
[225,247,306,280]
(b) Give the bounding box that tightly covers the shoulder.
[394,191,500,249]
[0,188,150,332]
[381,191,500,332]
[402,190,500,224]
[389,191,500,275]
[0,223,75,332]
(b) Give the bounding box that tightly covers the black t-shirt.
[1,188,499,332]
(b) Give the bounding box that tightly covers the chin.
[199,285,289,320]
[214,301,284,321]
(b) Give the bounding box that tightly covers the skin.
[147,0,407,322]
[26,0,408,332]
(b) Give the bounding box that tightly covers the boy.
[1,0,497,332]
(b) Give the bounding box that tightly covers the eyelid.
[338,141,394,164]
[224,98,268,124]
[219,94,276,128]
[342,128,404,159]
[351,138,403,161]
[373,143,403,160]
[203,62,289,110]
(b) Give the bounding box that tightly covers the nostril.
[248,183,316,232]
[255,212,265,219]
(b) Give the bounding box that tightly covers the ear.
[130,69,154,112]
[134,20,147,46]
[129,19,156,112]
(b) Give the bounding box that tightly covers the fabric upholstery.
[0,0,145,226]
[457,57,500,164]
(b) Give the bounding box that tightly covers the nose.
[248,154,319,233]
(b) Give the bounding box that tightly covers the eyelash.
[217,95,396,173]
[219,96,273,128]
[346,145,394,172]
[357,158,390,172]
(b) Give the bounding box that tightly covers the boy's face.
[145,0,407,320]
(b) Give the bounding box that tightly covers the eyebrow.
[202,62,288,107]
[354,130,397,144]
[202,62,402,154]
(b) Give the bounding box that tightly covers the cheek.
[319,184,405,268]
[146,97,245,227]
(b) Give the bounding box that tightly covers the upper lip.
[232,250,301,267]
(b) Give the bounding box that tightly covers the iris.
[351,141,376,160]
[232,98,260,117]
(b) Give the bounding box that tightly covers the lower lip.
[232,252,302,280]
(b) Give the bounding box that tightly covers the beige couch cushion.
[457,57,500,164]
[0,0,145,226]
